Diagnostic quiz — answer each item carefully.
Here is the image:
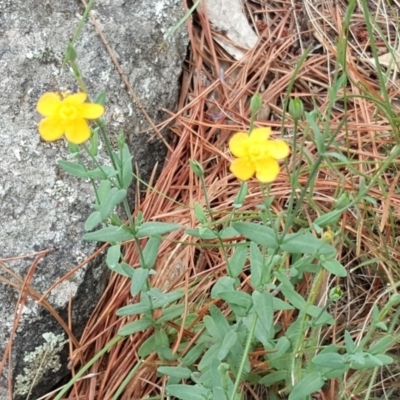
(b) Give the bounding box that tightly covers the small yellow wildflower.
[229,127,289,183]
[37,92,104,144]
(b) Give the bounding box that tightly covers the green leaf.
[272,297,294,311]
[211,277,236,299]
[138,334,156,357]
[155,328,169,348]
[232,222,278,249]
[312,352,345,369]
[88,129,99,157]
[151,289,184,308]
[100,188,126,220]
[194,202,208,224]
[345,331,357,354]
[280,232,336,255]
[185,228,218,239]
[83,226,135,242]
[58,160,89,178]
[130,268,149,296]
[158,366,192,379]
[305,110,323,152]
[182,342,206,366]
[137,222,180,238]
[84,211,102,231]
[217,331,238,360]
[313,209,343,229]
[321,258,347,277]
[95,91,106,106]
[204,316,223,342]
[288,371,324,400]
[228,244,247,278]
[259,370,287,386]
[106,244,121,269]
[275,271,306,310]
[109,262,134,278]
[322,151,349,163]
[252,291,273,334]
[157,304,185,324]
[370,335,394,355]
[167,384,209,400]
[219,291,252,317]
[119,143,133,189]
[210,305,230,337]
[250,243,264,288]
[141,236,161,269]
[306,305,334,325]
[219,227,239,239]
[97,180,111,204]
[116,302,151,316]
[87,165,118,179]
[118,317,154,336]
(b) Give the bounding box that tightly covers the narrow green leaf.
[250,243,263,288]
[167,384,209,400]
[312,352,345,369]
[157,304,185,324]
[321,258,347,277]
[141,236,161,269]
[138,334,156,357]
[217,331,238,361]
[109,262,134,278]
[305,111,323,152]
[345,331,357,354]
[182,342,206,366]
[106,244,121,269]
[228,244,247,278]
[211,277,236,299]
[158,366,192,379]
[232,222,278,249]
[118,317,153,336]
[137,222,180,238]
[89,129,99,157]
[58,160,89,178]
[119,143,133,189]
[322,151,349,163]
[288,372,324,400]
[87,165,118,179]
[185,228,217,239]
[151,289,184,308]
[259,370,287,386]
[280,231,336,255]
[272,297,294,311]
[252,291,273,334]
[116,302,151,316]
[130,268,149,296]
[84,211,102,231]
[210,305,231,336]
[194,202,208,224]
[370,335,394,355]
[83,226,135,242]
[100,188,126,219]
[97,180,111,204]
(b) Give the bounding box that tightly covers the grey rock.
[0,0,187,398]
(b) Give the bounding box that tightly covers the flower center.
[248,145,266,161]
[59,104,79,121]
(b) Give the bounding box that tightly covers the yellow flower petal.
[249,127,271,142]
[254,157,280,183]
[266,140,290,160]
[37,92,62,117]
[65,118,91,144]
[38,117,64,141]
[230,158,255,181]
[229,132,249,157]
[64,92,87,105]
[80,103,104,119]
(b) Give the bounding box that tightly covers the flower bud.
[288,98,304,122]
[250,93,263,114]
[65,43,77,62]
[329,286,343,302]
[189,159,204,178]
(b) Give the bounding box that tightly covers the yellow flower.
[37,92,104,144]
[229,127,289,183]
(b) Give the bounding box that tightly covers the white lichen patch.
[14,333,67,396]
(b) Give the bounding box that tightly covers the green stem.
[53,336,123,400]
[112,359,143,400]
[229,314,257,400]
